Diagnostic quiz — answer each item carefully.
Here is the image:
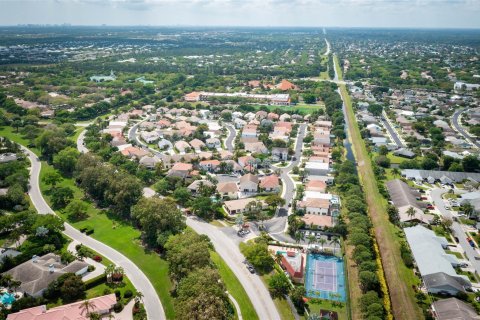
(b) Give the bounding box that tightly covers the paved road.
[381,111,405,148]
[225,124,236,152]
[21,145,165,320]
[77,129,89,153]
[324,38,331,56]
[452,108,480,149]
[264,123,307,237]
[431,188,480,274]
[186,216,280,320]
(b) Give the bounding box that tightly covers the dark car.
[247,265,255,274]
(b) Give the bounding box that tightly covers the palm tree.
[104,264,115,283]
[294,231,303,244]
[406,206,416,221]
[79,299,96,317]
[307,234,316,246]
[392,167,400,177]
[330,237,341,255]
[275,252,283,266]
[134,291,144,305]
[318,238,327,251]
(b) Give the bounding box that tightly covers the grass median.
[334,56,423,320]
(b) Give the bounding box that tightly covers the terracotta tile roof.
[276,79,298,91]
[306,180,327,192]
[170,163,193,171]
[301,214,333,227]
[7,294,116,320]
[260,175,280,189]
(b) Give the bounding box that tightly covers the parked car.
[426,204,434,210]
[247,265,255,274]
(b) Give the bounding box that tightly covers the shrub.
[93,255,102,262]
[114,290,121,299]
[123,290,133,299]
[113,302,123,313]
[87,265,95,272]
[85,227,94,235]
[103,288,112,295]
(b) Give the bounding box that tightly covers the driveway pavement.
[21,145,165,320]
[186,216,280,320]
[430,188,480,274]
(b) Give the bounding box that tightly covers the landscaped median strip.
[334,56,423,320]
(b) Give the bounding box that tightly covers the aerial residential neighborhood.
[0,2,480,320]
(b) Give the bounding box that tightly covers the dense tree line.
[75,153,143,218]
[334,160,386,319]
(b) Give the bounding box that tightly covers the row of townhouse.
[297,119,340,229]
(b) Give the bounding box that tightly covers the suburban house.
[298,198,331,216]
[167,163,193,178]
[238,156,257,169]
[306,180,327,193]
[404,225,471,295]
[239,173,259,193]
[187,180,214,195]
[278,251,304,283]
[224,198,265,215]
[386,179,433,224]
[431,297,480,320]
[271,147,289,161]
[7,294,117,320]
[199,159,221,172]
[189,138,205,152]
[260,175,280,192]
[206,137,221,149]
[305,162,330,175]
[242,124,258,138]
[120,146,149,159]
[175,141,191,154]
[244,141,268,154]
[3,253,89,297]
[140,131,161,143]
[139,155,161,169]
[217,182,239,199]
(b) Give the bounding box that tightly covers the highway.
[187,216,280,320]
[452,108,480,149]
[21,145,165,320]
[431,188,480,274]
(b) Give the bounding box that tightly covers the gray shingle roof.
[432,297,480,320]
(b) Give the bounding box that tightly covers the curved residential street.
[21,145,165,320]
[186,216,280,320]
[225,123,236,152]
[452,108,480,149]
[77,129,89,153]
[430,188,480,273]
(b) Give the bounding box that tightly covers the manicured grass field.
[210,251,259,320]
[305,298,347,320]
[335,56,423,320]
[38,163,176,318]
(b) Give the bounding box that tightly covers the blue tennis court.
[305,254,346,301]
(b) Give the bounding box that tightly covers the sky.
[1,0,479,28]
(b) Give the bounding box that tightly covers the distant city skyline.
[0,0,479,29]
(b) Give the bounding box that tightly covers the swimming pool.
[305,254,346,302]
[0,293,16,305]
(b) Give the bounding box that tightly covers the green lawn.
[210,251,259,320]
[259,271,296,320]
[38,163,176,319]
[305,298,347,320]
[445,250,464,259]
